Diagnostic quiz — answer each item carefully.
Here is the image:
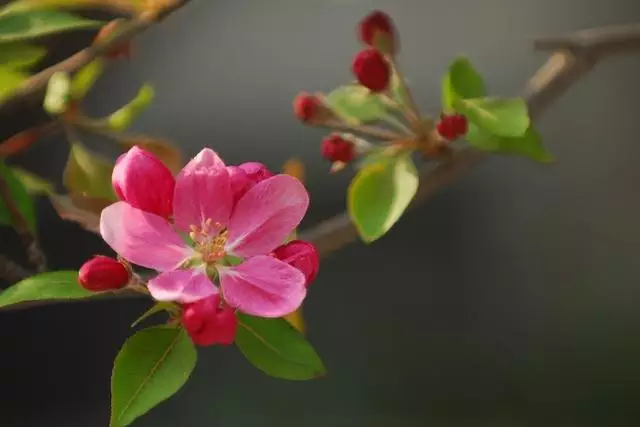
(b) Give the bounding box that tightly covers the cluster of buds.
[293,10,470,168]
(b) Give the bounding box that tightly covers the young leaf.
[454,97,529,138]
[441,56,486,110]
[0,161,36,233]
[10,167,55,195]
[235,314,326,380]
[466,124,554,163]
[0,10,104,42]
[130,302,174,328]
[0,270,93,307]
[0,0,145,18]
[70,58,105,100]
[118,136,182,174]
[111,326,197,427]
[43,71,71,115]
[348,152,419,243]
[107,84,155,131]
[325,85,389,125]
[48,193,100,233]
[63,142,116,200]
[0,43,46,69]
[0,127,42,157]
[0,65,27,102]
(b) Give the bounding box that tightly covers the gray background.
[2,0,640,426]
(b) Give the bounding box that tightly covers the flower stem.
[389,60,421,127]
[320,119,403,141]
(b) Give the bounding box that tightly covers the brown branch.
[301,23,640,257]
[0,0,192,115]
[0,174,47,272]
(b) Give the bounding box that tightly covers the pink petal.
[226,175,309,257]
[219,255,306,318]
[148,269,217,303]
[100,201,193,271]
[173,148,233,232]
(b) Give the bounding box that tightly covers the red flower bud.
[352,48,390,92]
[228,162,275,205]
[436,114,468,141]
[78,255,130,292]
[271,240,319,286]
[183,294,237,346]
[321,134,355,163]
[94,20,132,60]
[358,10,396,54]
[293,92,322,123]
[112,146,176,219]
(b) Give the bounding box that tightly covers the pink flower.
[182,294,237,346]
[112,146,175,219]
[100,148,309,318]
[227,162,274,205]
[271,240,319,286]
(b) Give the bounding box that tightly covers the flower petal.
[148,269,217,303]
[173,148,232,232]
[226,174,309,257]
[100,201,192,271]
[219,255,306,318]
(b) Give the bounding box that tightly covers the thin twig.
[319,119,404,141]
[0,175,47,272]
[300,23,640,257]
[0,0,192,115]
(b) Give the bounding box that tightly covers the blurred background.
[2,0,640,426]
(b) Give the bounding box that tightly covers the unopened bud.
[183,294,237,346]
[78,255,130,292]
[271,240,319,286]
[357,10,397,55]
[352,48,391,92]
[321,134,355,163]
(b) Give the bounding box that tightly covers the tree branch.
[0,0,192,115]
[0,253,32,284]
[301,23,640,257]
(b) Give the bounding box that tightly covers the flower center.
[189,219,228,264]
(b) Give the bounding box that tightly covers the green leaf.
[63,142,116,200]
[10,167,55,195]
[466,124,554,163]
[0,0,145,18]
[454,97,529,138]
[442,56,486,111]
[348,152,418,243]
[130,303,174,328]
[0,65,27,102]
[71,58,105,100]
[0,161,36,233]
[43,71,70,115]
[0,42,46,69]
[325,85,389,125]
[235,314,326,380]
[107,84,155,131]
[0,10,103,42]
[111,326,197,427]
[0,271,93,307]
